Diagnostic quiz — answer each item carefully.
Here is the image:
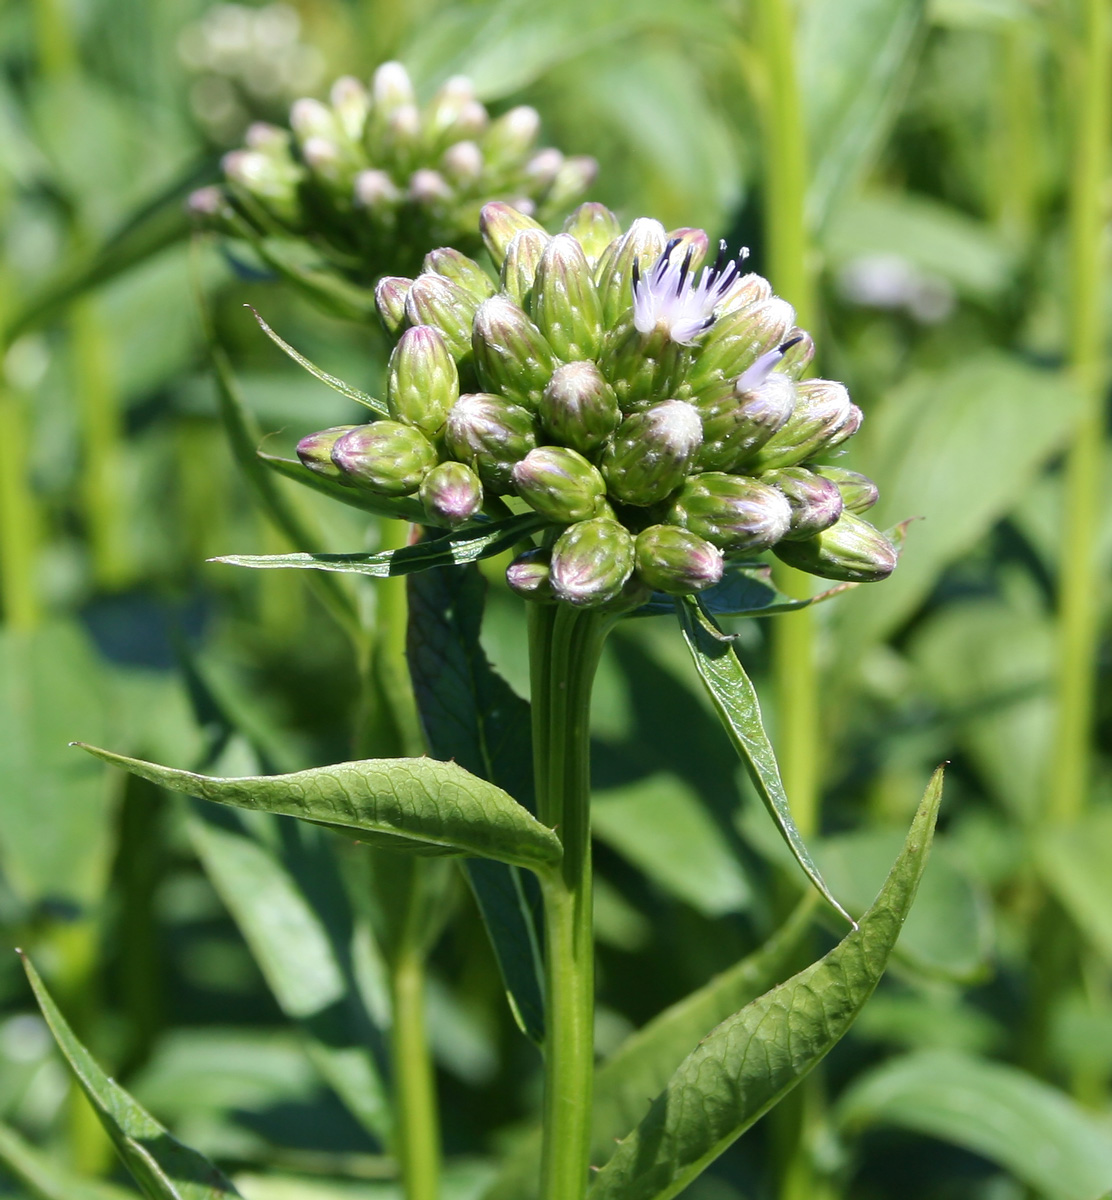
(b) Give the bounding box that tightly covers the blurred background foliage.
[0,0,1110,1197]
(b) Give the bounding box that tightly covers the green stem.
[0,385,40,630]
[530,603,610,1200]
[1048,0,1108,824]
[390,946,441,1200]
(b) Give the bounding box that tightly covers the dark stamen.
[632,257,641,289]
[778,335,804,353]
[676,244,696,294]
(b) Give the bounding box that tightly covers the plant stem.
[0,384,40,630]
[530,602,610,1200]
[1048,0,1108,824]
[390,945,441,1200]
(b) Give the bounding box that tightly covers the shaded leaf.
[0,1120,132,1200]
[635,565,851,620]
[587,769,944,1200]
[20,955,241,1200]
[257,454,426,523]
[1037,809,1112,966]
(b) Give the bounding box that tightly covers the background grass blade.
[0,1120,134,1200]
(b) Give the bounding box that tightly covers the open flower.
[632,238,750,345]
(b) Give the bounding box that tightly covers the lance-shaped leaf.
[213,512,546,578]
[407,565,545,1043]
[587,769,943,1200]
[20,955,241,1200]
[636,566,852,619]
[258,452,426,522]
[75,744,562,872]
[676,597,853,924]
[0,1119,134,1200]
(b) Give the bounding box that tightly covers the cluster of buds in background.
[190,61,596,280]
[296,201,897,610]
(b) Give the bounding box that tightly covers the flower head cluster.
[190,61,596,281]
[296,201,896,610]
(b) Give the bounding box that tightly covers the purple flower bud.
[506,547,555,603]
[471,295,559,411]
[296,425,359,481]
[762,467,844,540]
[538,361,621,453]
[387,325,459,434]
[634,525,724,595]
[331,421,438,495]
[444,392,538,492]
[814,465,879,513]
[479,201,549,269]
[375,276,413,337]
[408,168,453,205]
[688,296,796,392]
[511,446,607,523]
[772,511,897,582]
[419,460,484,527]
[748,379,863,471]
[550,517,636,608]
[354,169,401,209]
[601,400,703,506]
[524,148,565,188]
[500,228,550,309]
[695,373,795,472]
[440,139,484,185]
[667,473,793,552]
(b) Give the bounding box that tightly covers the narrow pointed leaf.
[213,513,546,578]
[587,769,944,1200]
[75,744,562,871]
[20,955,241,1200]
[258,453,426,522]
[637,566,852,619]
[676,597,853,924]
[0,1119,133,1200]
[247,306,387,415]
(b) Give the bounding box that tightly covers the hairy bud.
[386,325,459,434]
[331,421,438,495]
[634,525,724,595]
[538,360,621,454]
[667,473,792,552]
[772,511,897,582]
[444,393,538,491]
[550,517,636,608]
[296,426,359,481]
[511,446,607,523]
[601,400,703,505]
[419,460,484,527]
[762,467,845,540]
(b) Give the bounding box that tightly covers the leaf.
[586,769,944,1200]
[836,1050,1112,1200]
[635,565,851,620]
[249,237,378,323]
[0,1119,133,1200]
[406,565,545,1044]
[676,597,853,925]
[257,454,427,523]
[1037,809,1112,966]
[75,744,562,871]
[213,513,546,578]
[20,955,241,1200]
[246,306,387,416]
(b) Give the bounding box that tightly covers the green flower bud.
[408,168,453,206]
[694,373,795,471]
[772,511,897,582]
[506,547,556,602]
[523,148,564,191]
[379,103,423,172]
[290,97,341,144]
[597,319,684,410]
[330,76,370,141]
[550,517,635,608]
[331,421,438,495]
[440,139,484,186]
[778,328,815,379]
[530,233,604,361]
[405,273,481,360]
[511,446,607,523]
[296,425,359,481]
[419,460,484,527]
[595,217,667,327]
[483,105,541,168]
[355,169,402,210]
[688,297,796,392]
[479,201,549,269]
[221,149,303,225]
[472,296,560,410]
[245,122,292,154]
[601,400,703,506]
[667,473,792,551]
[541,155,598,214]
[716,272,772,314]
[762,467,844,540]
[500,228,549,310]
[387,325,460,434]
[814,465,879,514]
[425,75,480,147]
[538,361,620,453]
[444,392,538,491]
[422,248,496,301]
[562,203,623,264]
[371,61,417,113]
[747,379,862,471]
[634,525,724,594]
[375,276,413,337]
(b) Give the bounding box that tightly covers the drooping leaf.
[407,565,545,1044]
[0,1120,133,1200]
[20,955,242,1200]
[836,1050,1112,1200]
[213,513,546,578]
[586,769,944,1200]
[257,453,427,523]
[76,744,562,871]
[676,597,853,925]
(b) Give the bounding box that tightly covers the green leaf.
[20,955,242,1200]
[0,1120,133,1200]
[676,597,853,925]
[246,306,387,416]
[586,769,944,1200]
[406,565,545,1044]
[635,565,852,619]
[75,744,562,871]
[257,453,427,523]
[213,513,546,578]
[249,236,379,323]
[836,1050,1112,1200]
[1037,809,1112,966]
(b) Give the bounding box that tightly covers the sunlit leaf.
[257,454,427,523]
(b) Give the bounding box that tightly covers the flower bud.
[530,233,604,361]
[716,272,771,315]
[511,446,607,523]
[778,329,815,379]
[186,185,229,225]
[667,473,792,552]
[371,61,417,112]
[331,421,438,495]
[422,248,496,301]
[483,105,541,166]
[290,97,339,144]
[221,149,302,224]
[425,75,478,144]
[387,326,459,434]
[772,511,897,582]
[665,227,710,275]
[379,103,422,168]
[601,400,703,506]
[524,148,564,190]
[688,297,796,392]
[419,460,484,527]
[452,100,490,141]
[562,203,623,265]
[330,76,370,140]
[595,218,667,326]
[762,467,844,540]
[538,361,620,453]
[500,228,549,309]
[296,425,359,481]
[634,525,724,595]
[747,379,863,471]
[301,136,348,186]
[550,517,635,608]
[375,276,413,337]
[597,571,654,615]
[355,169,401,209]
[444,393,538,491]
[440,139,484,185]
[408,168,453,206]
[541,155,597,214]
[405,273,482,360]
[694,373,795,472]
[245,122,291,153]
[479,201,549,269]
[472,296,560,410]
[814,465,879,513]
[506,547,556,602]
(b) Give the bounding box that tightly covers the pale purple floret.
[631,238,750,345]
